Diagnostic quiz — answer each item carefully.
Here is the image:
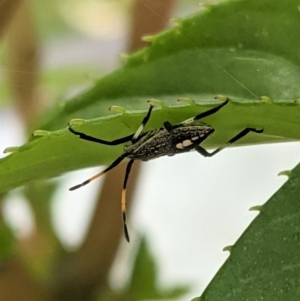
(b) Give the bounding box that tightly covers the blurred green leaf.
[0,64,102,109]
[126,238,158,298]
[42,65,103,101]
[0,219,15,261]
[124,237,189,300]
[31,0,73,38]
[97,236,189,301]
[23,181,58,240]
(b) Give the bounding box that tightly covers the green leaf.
[126,238,158,298]
[192,165,300,300]
[0,219,15,261]
[1,0,300,192]
[96,236,189,301]
[23,181,62,249]
[41,65,103,101]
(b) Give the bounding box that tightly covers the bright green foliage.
[1,0,300,192]
[1,99,299,192]
[194,164,300,300]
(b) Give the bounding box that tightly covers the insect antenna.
[122,159,135,242]
[69,154,126,191]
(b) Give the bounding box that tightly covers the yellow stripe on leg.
[121,188,130,242]
[121,188,127,213]
[133,124,143,140]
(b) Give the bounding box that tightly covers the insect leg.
[69,126,134,145]
[195,127,263,157]
[181,100,229,125]
[132,105,154,142]
[163,121,173,132]
[69,154,126,190]
[122,159,135,242]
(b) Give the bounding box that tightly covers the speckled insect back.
[68,99,263,242]
[124,122,214,161]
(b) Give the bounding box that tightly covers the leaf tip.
[214,95,229,101]
[3,146,20,154]
[120,53,130,62]
[33,130,51,137]
[259,96,273,104]
[278,170,292,178]
[147,99,165,107]
[142,35,155,43]
[170,17,183,27]
[68,119,86,126]
[223,245,233,252]
[177,98,196,105]
[109,105,127,113]
[249,205,263,212]
[294,99,300,104]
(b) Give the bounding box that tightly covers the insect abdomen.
[125,125,214,161]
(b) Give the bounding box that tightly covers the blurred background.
[1,0,300,301]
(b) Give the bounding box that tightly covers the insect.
[68,100,263,242]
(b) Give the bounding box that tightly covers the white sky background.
[1,1,300,301]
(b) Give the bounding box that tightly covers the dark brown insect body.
[125,122,214,161]
[68,99,262,242]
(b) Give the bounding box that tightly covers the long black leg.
[181,100,229,125]
[132,105,154,142]
[69,126,134,145]
[195,127,263,157]
[122,159,134,242]
[162,101,229,132]
[69,104,154,145]
[69,154,126,190]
